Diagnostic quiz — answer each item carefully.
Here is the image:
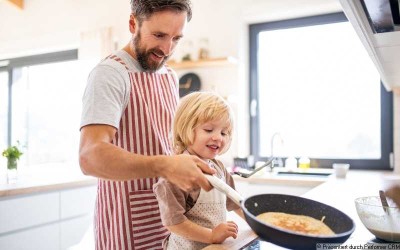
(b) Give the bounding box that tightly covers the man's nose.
[160,40,174,56]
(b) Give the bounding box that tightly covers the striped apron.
[94,55,178,250]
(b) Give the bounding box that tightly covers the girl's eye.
[204,129,212,133]
[221,132,227,136]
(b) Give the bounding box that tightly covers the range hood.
[339,0,400,92]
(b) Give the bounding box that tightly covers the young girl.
[153,91,244,249]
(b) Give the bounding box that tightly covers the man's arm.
[79,124,215,191]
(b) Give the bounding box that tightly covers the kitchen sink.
[276,170,332,177]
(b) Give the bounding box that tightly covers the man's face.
[131,11,187,72]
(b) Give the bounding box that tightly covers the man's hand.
[160,154,216,192]
[385,185,400,208]
[210,221,239,244]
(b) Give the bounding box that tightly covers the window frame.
[0,50,78,147]
[249,12,393,170]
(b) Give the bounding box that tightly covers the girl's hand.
[210,221,239,244]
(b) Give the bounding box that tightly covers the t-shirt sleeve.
[153,178,188,226]
[80,64,129,129]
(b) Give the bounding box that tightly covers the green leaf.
[2,141,23,160]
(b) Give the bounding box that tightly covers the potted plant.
[2,141,23,179]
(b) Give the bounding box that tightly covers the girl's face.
[187,118,230,160]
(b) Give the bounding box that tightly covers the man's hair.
[172,91,234,155]
[130,0,192,23]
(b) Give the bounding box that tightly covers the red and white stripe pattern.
[94,55,178,250]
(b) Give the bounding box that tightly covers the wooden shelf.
[7,0,24,9]
[167,57,237,69]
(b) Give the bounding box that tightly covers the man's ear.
[129,14,137,34]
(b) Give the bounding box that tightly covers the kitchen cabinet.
[0,185,97,250]
[0,223,59,250]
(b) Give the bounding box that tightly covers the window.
[249,13,393,170]
[1,50,89,167]
[0,71,8,152]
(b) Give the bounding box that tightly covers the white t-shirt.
[80,50,171,129]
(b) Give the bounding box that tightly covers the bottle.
[298,156,310,169]
[285,156,297,171]
[198,38,210,60]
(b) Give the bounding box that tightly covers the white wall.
[0,0,343,165]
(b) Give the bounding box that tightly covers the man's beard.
[133,32,170,72]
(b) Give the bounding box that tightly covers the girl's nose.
[212,134,222,141]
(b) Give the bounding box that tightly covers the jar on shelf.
[198,38,210,60]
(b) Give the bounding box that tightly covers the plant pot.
[7,158,18,184]
[7,158,18,170]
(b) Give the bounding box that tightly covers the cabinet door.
[60,215,92,250]
[0,223,59,250]
[60,185,97,219]
[0,192,59,234]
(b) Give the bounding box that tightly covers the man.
[79,1,215,249]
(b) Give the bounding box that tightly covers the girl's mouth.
[207,145,220,151]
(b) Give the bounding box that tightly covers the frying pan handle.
[205,174,243,206]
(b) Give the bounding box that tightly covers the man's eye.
[154,34,164,38]
[173,37,182,42]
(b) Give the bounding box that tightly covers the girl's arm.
[167,219,238,244]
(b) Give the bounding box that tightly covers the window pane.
[257,21,381,159]
[0,71,8,151]
[11,60,87,166]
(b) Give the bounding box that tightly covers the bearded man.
[79,1,215,249]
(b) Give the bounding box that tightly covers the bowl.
[355,196,400,242]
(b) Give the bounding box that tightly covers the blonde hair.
[172,91,234,155]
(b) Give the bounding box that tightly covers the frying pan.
[205,175,355,250]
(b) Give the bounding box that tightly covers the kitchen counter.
[204,169,398,249]
[0,163,98,250]
[0,163,97,197]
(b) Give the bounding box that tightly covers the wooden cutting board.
[202,212,258,250]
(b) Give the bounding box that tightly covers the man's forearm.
[79,141,164,180]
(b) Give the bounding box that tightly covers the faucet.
[270,132,284,171]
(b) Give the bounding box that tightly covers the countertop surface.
[204,170,399,249]
[0,163,97,197]
[2,165,398,249]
